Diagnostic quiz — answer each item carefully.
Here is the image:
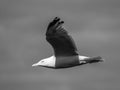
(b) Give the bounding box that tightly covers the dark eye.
[41,61,44,62]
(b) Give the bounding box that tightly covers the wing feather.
[46,17,78,56]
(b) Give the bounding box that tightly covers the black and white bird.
[32,17,104,69]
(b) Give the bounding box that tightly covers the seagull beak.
[32,63,40,67]
[32,64,37,67]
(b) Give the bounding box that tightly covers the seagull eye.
[41,61,44,63]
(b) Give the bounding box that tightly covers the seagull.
[32,17,104,69]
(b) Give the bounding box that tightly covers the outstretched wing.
[46,17,78,57]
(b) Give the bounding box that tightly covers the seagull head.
[32,59,48,67]
[32,56,56,68]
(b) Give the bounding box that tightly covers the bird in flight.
[32,17,104,69]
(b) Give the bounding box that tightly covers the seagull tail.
[85,56,104,63]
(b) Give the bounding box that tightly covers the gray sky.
[0,0,120,90]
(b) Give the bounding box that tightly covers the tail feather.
[85,56,104,63]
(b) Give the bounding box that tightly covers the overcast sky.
[0,0,120,90]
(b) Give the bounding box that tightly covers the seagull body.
[32,17,103,69]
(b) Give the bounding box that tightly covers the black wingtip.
[54,17,60,19]
[52,17,65,24]
[60,21,64,24]
[54,17,60,21]
[54,17,59,20]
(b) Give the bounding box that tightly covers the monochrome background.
[0,0,120,90]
